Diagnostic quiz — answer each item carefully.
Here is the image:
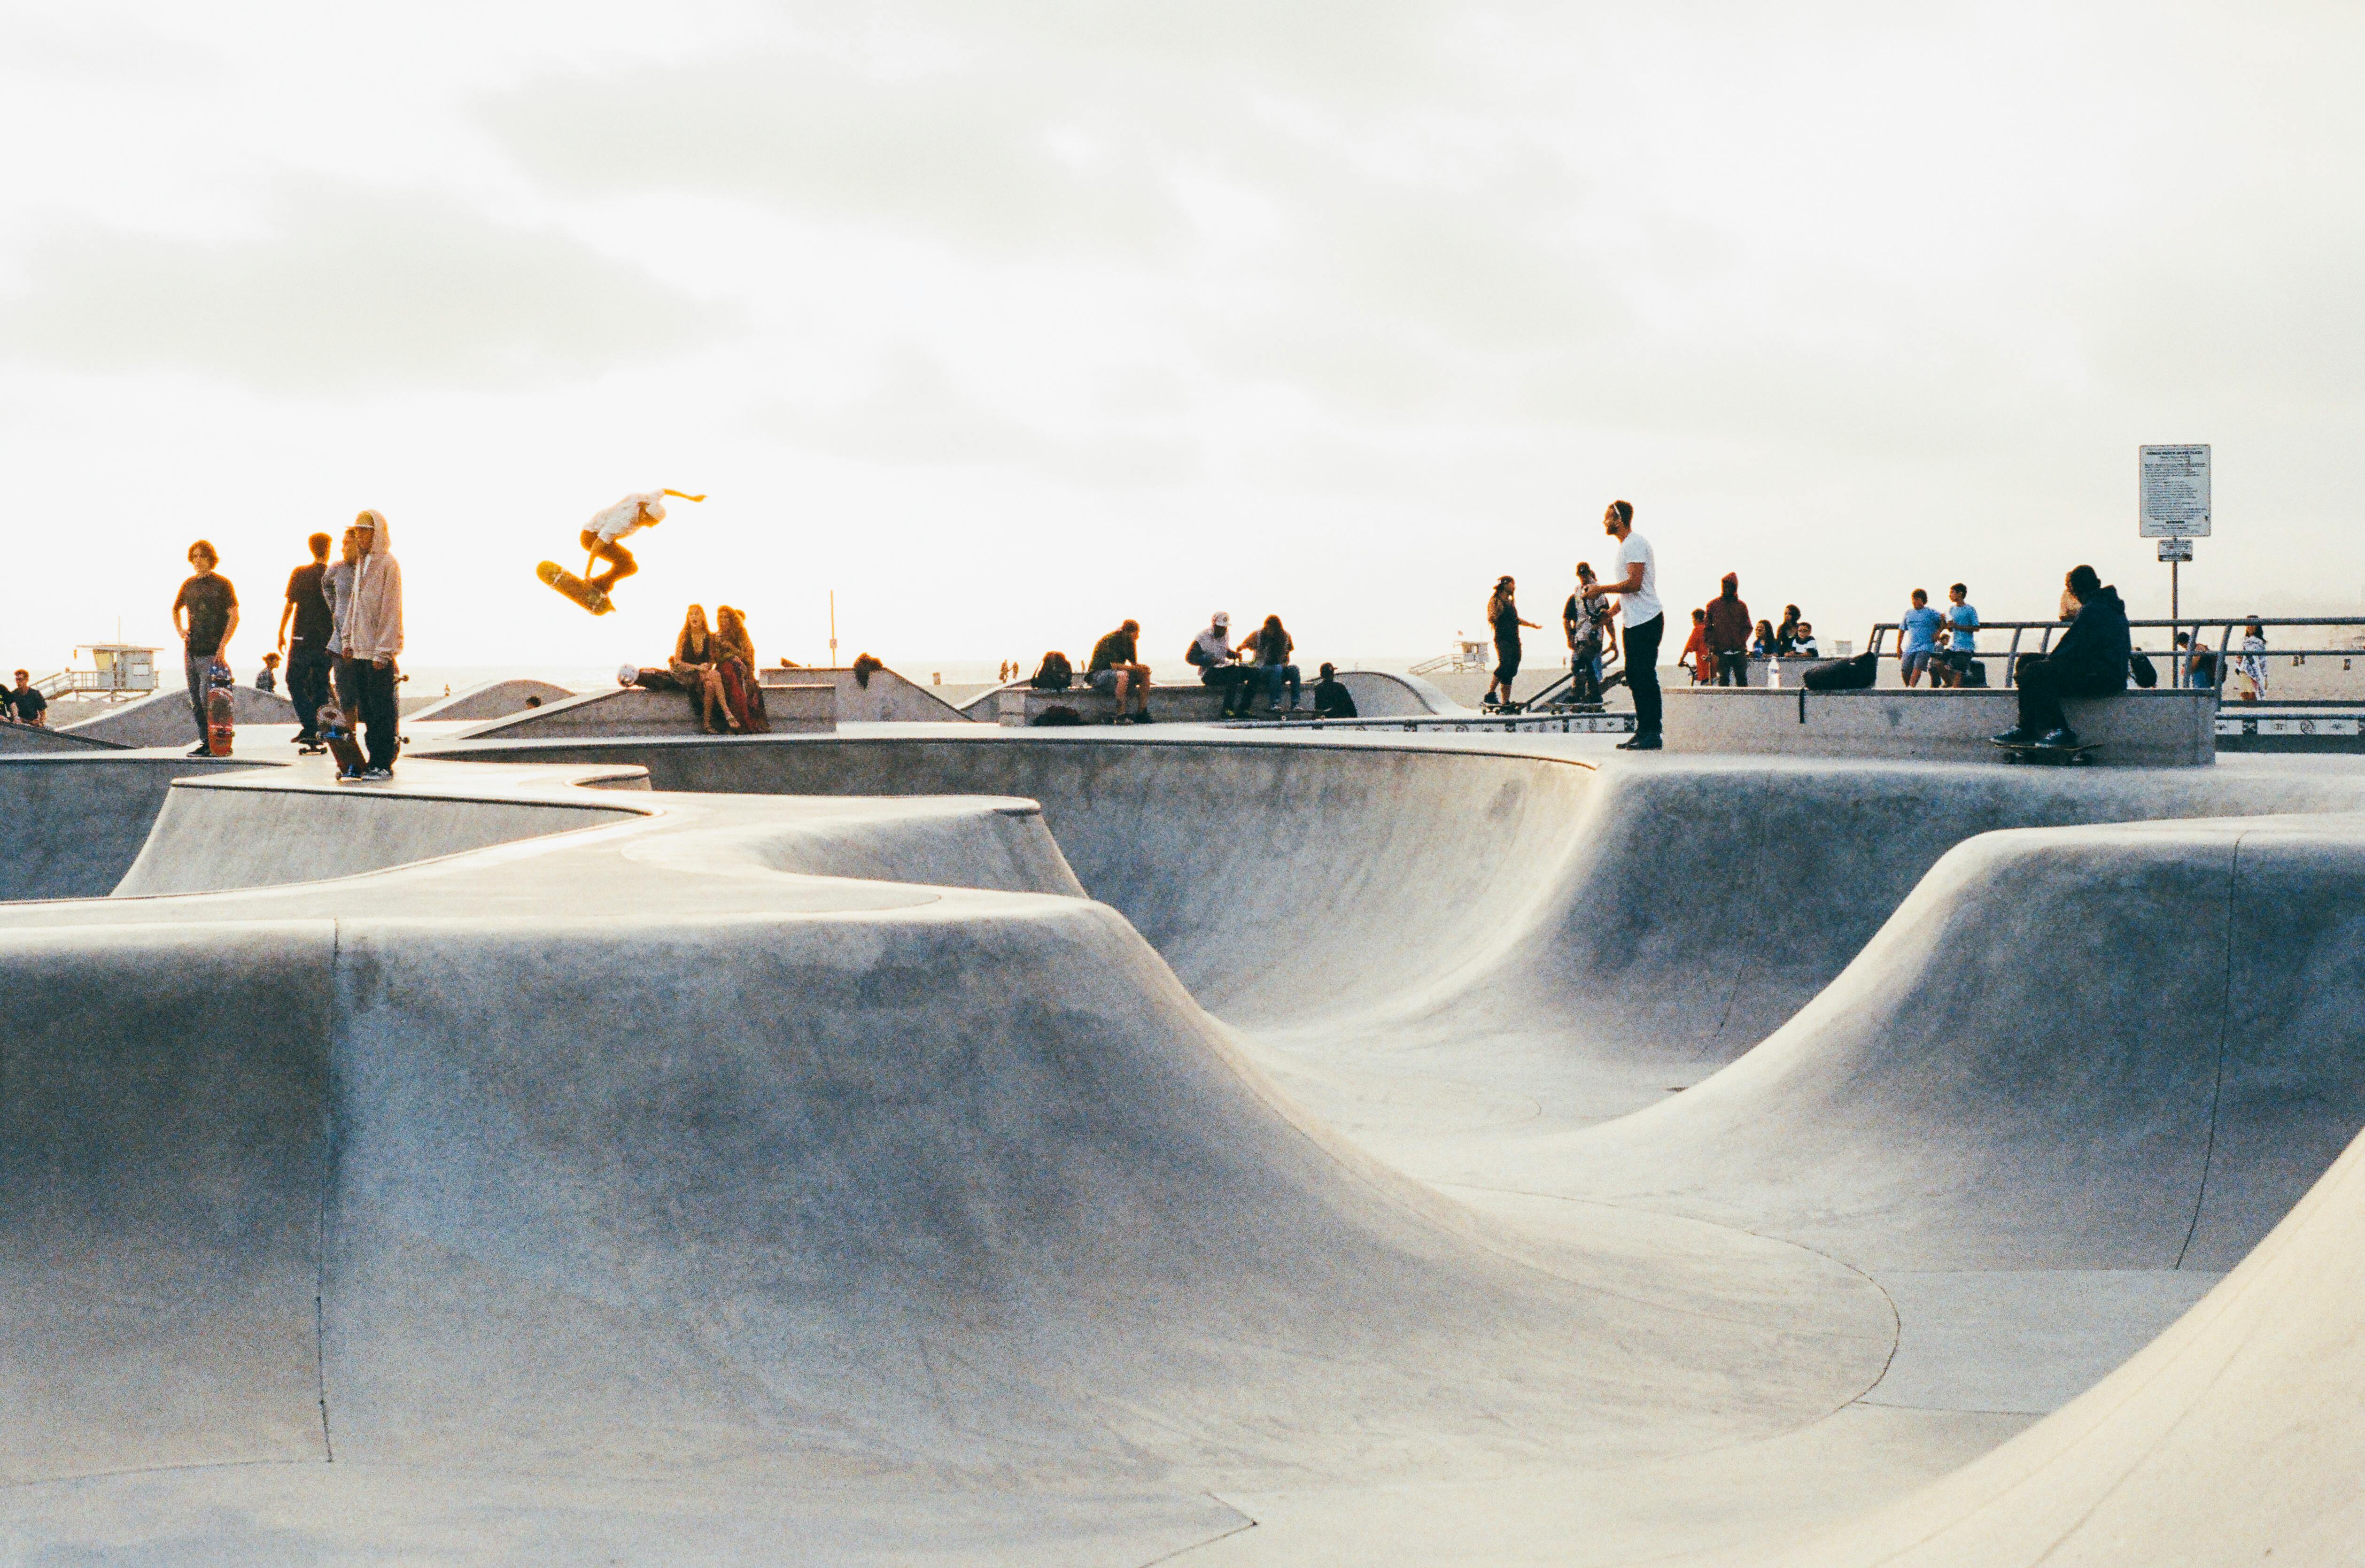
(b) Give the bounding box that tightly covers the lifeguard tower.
[35,644,160,706]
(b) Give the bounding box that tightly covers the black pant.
[1494,640,1521,684]
[2015,654,2123,734]
[1625,614,1665,737]
[1714,649,1749,687]
[287,643,333,738]
[1201,664,1253,716]
[353,657,400,770]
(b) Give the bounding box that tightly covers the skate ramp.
[0,758,1895,1561]
[760,664,970,722]
[405,678,574,722]
[1547,813,2365,1274]
[1773,1111,2365,1567]
[62,682,295,746]
[112,762,651,895]
[0,723,124,753]
[0,754,262,900]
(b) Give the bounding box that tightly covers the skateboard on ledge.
[537,561,613,616]
[1990,738,2097,766]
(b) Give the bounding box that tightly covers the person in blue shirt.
[1898,588,1944,687]
[1933,582,1980,687]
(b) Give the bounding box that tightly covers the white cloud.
[0,183,726,391]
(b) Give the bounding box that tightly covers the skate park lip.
[11,728,2365,1563]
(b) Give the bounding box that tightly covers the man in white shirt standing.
[1579,498,1663,750]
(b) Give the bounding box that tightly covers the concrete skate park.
[8,695,2365,1564]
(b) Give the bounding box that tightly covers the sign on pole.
[2140,445,2211,538]
[2157,538,2193,563]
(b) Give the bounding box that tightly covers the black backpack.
[1030,705,1084,726]
[1029,652,1073,691]
[1802,651,1879,691]
[2129,652,2158,688]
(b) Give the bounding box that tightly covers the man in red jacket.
[1704,572,1752,687]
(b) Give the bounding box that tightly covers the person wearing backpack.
[1186,611,1255,717]
[1028,651,1073,690]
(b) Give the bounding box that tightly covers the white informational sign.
[2158,538,2194,563]
[2140,444,2211,537]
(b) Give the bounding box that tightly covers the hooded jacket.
[2048,584,2130,682]
[1704,578,1751,652]
[345,510,404,662]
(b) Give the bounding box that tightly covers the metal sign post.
[2141,444,2209,640]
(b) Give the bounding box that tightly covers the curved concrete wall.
[114,775,651,896]
[0,756,262,900]
[406,679,575,722]
[63,683,296,746]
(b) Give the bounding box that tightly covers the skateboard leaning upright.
[317,703,368,779]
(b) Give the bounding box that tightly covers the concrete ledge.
[459,684,836,740]
[1663,687,2215,766]
[999,684,1231,726]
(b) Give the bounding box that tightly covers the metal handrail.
[1865,616,2365,695]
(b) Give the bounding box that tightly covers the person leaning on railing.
[1991,565,2130,750]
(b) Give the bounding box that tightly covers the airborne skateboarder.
[536,489,706,615]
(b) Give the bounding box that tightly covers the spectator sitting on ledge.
[1088,618,1153,723]
[7,669,47,726]
[1992,564,2130,750]
[1312,663,1357,718]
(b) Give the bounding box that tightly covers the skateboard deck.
[537,560,613,616]
[1990,738,2097,765]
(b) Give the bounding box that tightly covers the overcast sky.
[2,1,2359,675]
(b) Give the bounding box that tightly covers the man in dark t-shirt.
[7,670,46,726]
[171,539,240,756]
[278,532,335,747]
[1087,618,1153,723]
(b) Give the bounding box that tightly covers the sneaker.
[335,768,364,783]
[1134,711,1155,725]
[1990,725,2036,746]
[362,766,394,780]
[186,742,212,757]
[1616,733,1663,751]
[2037,726,2081,749]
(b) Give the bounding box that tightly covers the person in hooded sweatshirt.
[1993,564,2130,750]
[341,509,405,779]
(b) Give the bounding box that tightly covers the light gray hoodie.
[345,510,404,661]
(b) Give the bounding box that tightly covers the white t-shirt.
[590,492,667,543]
[1612,531,1661,628]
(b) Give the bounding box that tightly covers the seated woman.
[713,605,770,734]
[1748,619,1778,659]
[669,604,735,732]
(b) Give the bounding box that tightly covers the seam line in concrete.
[2175,833,2243,1270]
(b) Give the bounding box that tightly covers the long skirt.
[716,657,769,733]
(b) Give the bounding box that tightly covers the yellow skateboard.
[537,560,613,616]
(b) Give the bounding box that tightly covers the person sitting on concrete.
[1186,611,1255,717]
[1993,564,2131,749]
[714,606,769,733]
[1749,619,1778,660]
[1088,619,1153,723]
[1483,578,1538,710]
[1774,604,1803,654]
[1564,563,1618,703]
[1704,574,1751,686]
[1791,621,1821,659]
[171,539,240,759]
[6,669,47,726]
[1311,662,1357,718]
[255,650,280,693]
[1899,588,1944,687]
[1246,613,1303,715]
[1680,606,1713,684]
[670,604,739,733]
[1931,584,1980,687]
